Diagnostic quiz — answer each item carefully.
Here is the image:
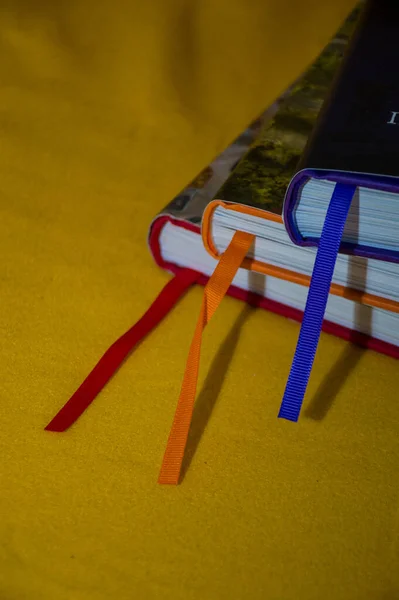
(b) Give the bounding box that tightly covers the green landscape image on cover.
[217,6,360,214]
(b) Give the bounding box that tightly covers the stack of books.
[149,0,399,358]
[46,0,399,483]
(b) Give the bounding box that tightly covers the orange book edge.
[202,200,399,315]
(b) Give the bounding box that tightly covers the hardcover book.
[284,0,399,261]
[148,2,399,357]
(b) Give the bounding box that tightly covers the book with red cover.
[45,1,398,439]
[148,5,399,358]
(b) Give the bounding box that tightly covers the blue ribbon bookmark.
[278,182,357,422]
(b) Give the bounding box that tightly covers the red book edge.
[149,215,399,360]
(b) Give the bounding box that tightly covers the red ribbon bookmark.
[45,268,201,432]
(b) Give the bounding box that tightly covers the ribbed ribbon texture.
[45,268,201,432]
[278,182,357,422]
[158,230,254,485]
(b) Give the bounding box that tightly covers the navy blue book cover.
[301,0,399,176]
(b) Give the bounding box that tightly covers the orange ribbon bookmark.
[158,230,254,485]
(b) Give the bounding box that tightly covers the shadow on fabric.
[305,343,365,421]
[180,304,254,481]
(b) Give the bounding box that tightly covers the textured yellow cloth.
[2,1,399,598]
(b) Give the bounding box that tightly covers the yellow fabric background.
[1,1,399,598]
